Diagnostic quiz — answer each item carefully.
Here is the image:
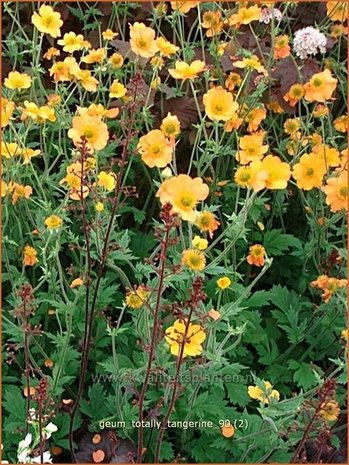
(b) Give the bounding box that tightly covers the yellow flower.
[23,245,38,267]
[283,84,305,107]
[237,134,268,165]
[292,153,326,190]
[97,171,116,191]
[303,69,338,103]
[102,29,118,40]
[129,22,158,58]
[156,37,179,57]
[322,171,348,212]
[31,5,63,38]
[319,400,340,422]
[273,34,291,60]
[160,113,181,138]
[109,80,127,98]
[81,48,106,64]
[68,114,109,152]
[234,55,268,76]
[170,1,199,14]
[47,93,61,107]
[4,71,32,90]
[234,162,268,192]
[225,72,242,91]
[165,319,206,357]
[109,53,124,69]
[182,249,206,271]
[95,202,104,212]
[261,155,291,190]
[77,104,119,119]
[228,5,262,27]
[1,141,21,159]
[284,118,301,138]
[70,278,84,288]
[195,211,220,238]
[137,129,172,168]
[203,86,239,122]
[75,69,99,92]
[43,47,60,60]
[169,60,205,80]
[20,147,42,165]
[248,381,280,404]
[22,101,56,123]
[202,11,223,37]
[58,32,86,53]
[156,174,209,221]
[125,285,149,309]
[341,329,348,341]
[1,98,15,127]
[217,277,231,290]
[44,215,63,229]
[327,1,348,22]
[192,235,208,251]
[312,144,340,168]
[247,244,266,267]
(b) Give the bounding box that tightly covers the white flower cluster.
[259,8,283,24]
[293,26,327,59]
[17,423,58,464]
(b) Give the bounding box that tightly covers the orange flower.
[292,153,326,190]
[168,60,205,80]
[221,423,235,438]
[82,48,106,64]
[74,70,99,92]
[244,105,267,132]
[23,245,38,267]
[322,171,348,212]
[109,53,124,69]
[195,211,220,237]
[247,244,266,267]
[203,86,239,122]
[70,278,84,288]
[129,22,158,58]
[327,1,348,22]
[208,308,221,320]
[334,115,348,133]
[181,249,206,271]
[170,1,199,14]
[225,72,242,91]
[283,84,304,107]
[77,104,119,119]
[273,35,291,60]
[137,130,172,168]
[68,114,109,152]
[303,69,338,103]
[156,174,209,221]
[49,56,79,82]
[228,5,262,27]
[311,274,347,302]
[202,11,223,37]
[312,144,340,168]
[236,134,268,165]
[11,184,32,205]
[284,118,301,138]
[43,47,60,60]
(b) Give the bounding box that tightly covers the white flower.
[43,422,58,440]
[259,8,283,24]
[17,433,32,463]
[293,26,327,59]
[31,451,53,464]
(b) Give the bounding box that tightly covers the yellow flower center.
[313,77,323,88]
[84,129,94,139]
[339,186,348,197]
[44,17,53,27]
[215,104,223,112]
[152,145,160,154]
[306,167,314,176]
[179,195,195,208]
[137,38,147,48]
[240,172,251,182]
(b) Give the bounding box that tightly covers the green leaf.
[263,230,302,256]
[225,382,250,407]
[288,361,318,390]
